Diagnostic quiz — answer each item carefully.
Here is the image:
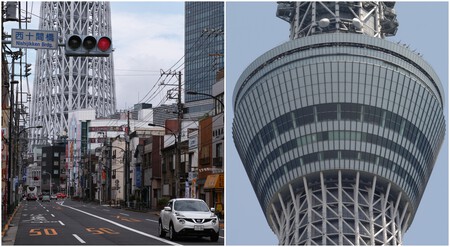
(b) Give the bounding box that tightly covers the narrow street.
[10,199,224,245]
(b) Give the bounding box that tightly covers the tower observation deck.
[232,2,445,245]
[29,2,116,145]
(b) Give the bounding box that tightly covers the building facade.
[41,145,65,195]
[233,2,445,245]
[184,2,224,119]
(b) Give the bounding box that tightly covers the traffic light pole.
[177,71,182,198]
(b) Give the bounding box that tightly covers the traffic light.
[24,64,32,77]
[65,35,112,57]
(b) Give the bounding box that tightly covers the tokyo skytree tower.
[29,2,116,144]
[233,2,445,245]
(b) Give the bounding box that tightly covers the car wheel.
[158,220,166,237]
[210,232,219,242]
[169,222,177,241]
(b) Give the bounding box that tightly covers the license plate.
[194,225,204,231]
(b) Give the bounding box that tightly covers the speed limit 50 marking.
[29,228,58,236]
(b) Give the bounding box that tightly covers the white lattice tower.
[29,2,116,146]
[269,171,410,245]
[276,2,398,39]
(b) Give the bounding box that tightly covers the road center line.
[59,221,65,226]
[60,202,180,246]
[73,234,86,244]
[145,219,158,223]
[51,214,55,217]
[120,213,129,216]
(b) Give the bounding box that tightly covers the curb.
[2,203,21,237]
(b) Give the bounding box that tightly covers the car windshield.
[174,200,209,212]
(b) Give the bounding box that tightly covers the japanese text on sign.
[12,29,58,50]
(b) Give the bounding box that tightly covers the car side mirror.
[210,208,215,213]
[164,206,171,211]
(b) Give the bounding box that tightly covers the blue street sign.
[12,29,58,50]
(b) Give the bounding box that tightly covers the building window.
[216,143,223,158]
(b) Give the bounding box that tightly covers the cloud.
[110,7,184,109]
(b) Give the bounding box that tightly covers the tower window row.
[246,103,435,176]
[258,149,420,213]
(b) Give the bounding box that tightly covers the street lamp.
[186,91,224,108]
[148,123,180,198]
[18,125,43,136]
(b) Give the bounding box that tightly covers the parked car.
[158,198,219,242]
[41,195,50,202]
[50,194,57,200]
[56,193,67,199]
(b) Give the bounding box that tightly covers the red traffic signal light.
[97,37,112,52]
[65,35,112,57]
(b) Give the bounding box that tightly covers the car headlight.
[212,218,217,225]
[175,211,185,217]
[178,218,186,224]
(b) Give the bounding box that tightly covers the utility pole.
[108,139,112,202]
[7,51,21,213]
[160,70,183,198]
[125,111,130,205]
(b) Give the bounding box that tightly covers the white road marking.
[60,201,180,246]
[46,210,50,212]
[145,219,158,223]
[51,214,55,217]
[120,213,129,216]
[73,234,86,244]
[59,221,65,226]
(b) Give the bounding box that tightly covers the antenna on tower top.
[276,2,399,39]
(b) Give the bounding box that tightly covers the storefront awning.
[204,174,224,189]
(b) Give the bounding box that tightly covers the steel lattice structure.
[29,2,116,146]
[271,171,409,245]
[233,2,445,245]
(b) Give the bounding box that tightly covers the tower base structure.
[269,171,409,245]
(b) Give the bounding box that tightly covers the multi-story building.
[41,145,65,195]
[142,135,164,208]
[184,2,224,119]
[233,2,445,245]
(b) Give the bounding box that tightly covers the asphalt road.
[14,199,224,245]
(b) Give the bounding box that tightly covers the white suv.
[158,198,220,242]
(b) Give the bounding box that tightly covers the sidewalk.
[2,203,23,245]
